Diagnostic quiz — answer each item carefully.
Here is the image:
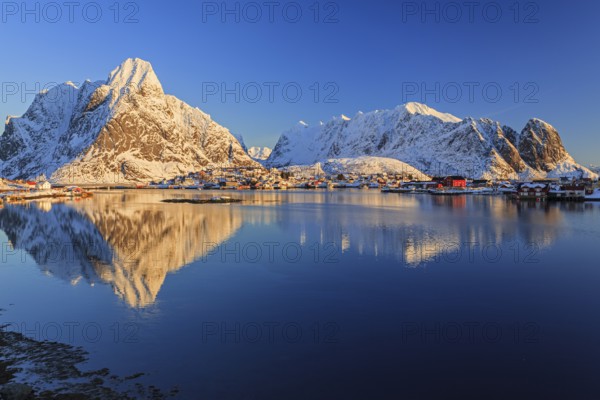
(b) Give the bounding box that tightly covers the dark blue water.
[1,190,599,398]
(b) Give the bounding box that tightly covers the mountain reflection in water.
[0,192,243,307]
[0,191,589,308]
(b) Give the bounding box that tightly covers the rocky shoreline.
[0,311,177,400]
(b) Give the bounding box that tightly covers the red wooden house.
[443,176,467,188]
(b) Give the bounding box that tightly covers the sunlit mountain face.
[0,191,580,309]
[0,58,259,183]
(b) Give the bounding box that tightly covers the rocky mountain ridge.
[0,58,259,183]
[266,103,595,180]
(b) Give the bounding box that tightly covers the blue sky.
[1,0,598,164]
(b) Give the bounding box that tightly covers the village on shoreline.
[2,166,600,204]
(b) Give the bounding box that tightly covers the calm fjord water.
[1,190,600,398]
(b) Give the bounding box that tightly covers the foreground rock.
[0,383,34,400]
[0,312,176,399]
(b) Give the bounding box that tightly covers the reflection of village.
[277,192,588,267]
[0,190,598,308]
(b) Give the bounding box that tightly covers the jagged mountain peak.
[267,103,595,180]
[34,81,79,100]
[106,57,163,97]
[0,59,258,182]
[520,118,562,145]
[401,102,462,123]
[525,118,556,131]
[300,103,462,131]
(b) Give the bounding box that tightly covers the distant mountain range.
[0,59,594,182]
[0,58,258,183]
[266,103,596,180]
[248,146,272,161]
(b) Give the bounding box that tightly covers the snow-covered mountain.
[266,103,595,180]
[248,146,272,161]
[0,58,259,183]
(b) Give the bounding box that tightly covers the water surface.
[1,190,599,398]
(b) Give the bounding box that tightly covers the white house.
[36,181,52,190]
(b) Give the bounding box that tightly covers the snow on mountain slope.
[267,103,596,180]
[0,58,259,183]
[248,146,272,160]
[305,156,428,179]
[404,102,462,123]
